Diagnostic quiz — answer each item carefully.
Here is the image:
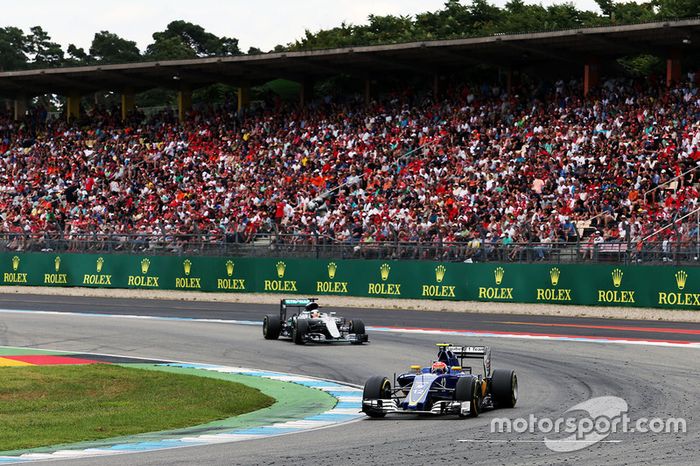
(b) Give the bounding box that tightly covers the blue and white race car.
[362,343,517,417]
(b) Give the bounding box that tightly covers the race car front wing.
[362,398,470,416]
[304,332,369,344]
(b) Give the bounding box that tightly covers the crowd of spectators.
[0,74,698,261]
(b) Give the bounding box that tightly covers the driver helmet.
[305,302,320,318]
[431,361,447,374]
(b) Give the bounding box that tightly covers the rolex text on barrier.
[0,253,696,310]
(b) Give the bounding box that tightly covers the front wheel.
[263,315,281,340]
[363,376,391,418]
[350,319,366,344]
[455,376,481,418]
[293,318,308,345]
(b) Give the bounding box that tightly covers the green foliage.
[0,27,29,71]
[653,0,700,17]
[89,31,141,64]
[287,0,696,51]
[146,20,241,59]
[193,83,238,106]
[26,26,64,68]
[618,54,664,75]
[65,44,90,66]
[145,35,197,60]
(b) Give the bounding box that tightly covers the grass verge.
[0,364,274,451]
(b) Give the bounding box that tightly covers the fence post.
[625,223,631,266]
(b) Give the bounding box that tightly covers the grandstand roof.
[1,18,699,96]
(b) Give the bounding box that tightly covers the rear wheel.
[350,319,366,344]
[363,376,391,418]
[262,315,281,340]
[455,376,481,418]
[293,318,308,345]
[491,369,518,408]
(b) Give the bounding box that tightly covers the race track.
[0,294,698,465]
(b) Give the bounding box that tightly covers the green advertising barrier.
[0,252,698,310]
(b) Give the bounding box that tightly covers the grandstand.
[0,20,698,265]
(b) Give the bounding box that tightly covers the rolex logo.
[675,270,687,291]
[11,256,19,271]
[611,268,623,288]
[494,267,505,285]
[54,256,61,272]
[226,260,234,277]
[380,263,391,281]
[435,265,446,283]
[96,257,104,273]
[550,267,560,287]
[141,258,151,275]
[183,259,192,276]
[276,261,286,279]
[327,262,337,280]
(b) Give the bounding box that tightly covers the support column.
[177,88,192,122]
[299,79,313,107]
[583,59,600,97]
[666,50,681,87]
[66,92,81,121]
[121,89,135,121]
[237,85,250,112]
[364,79,371,106]
[13,96,26,121]
[506,67,513,96]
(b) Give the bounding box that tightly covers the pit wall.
[0,253,698,310]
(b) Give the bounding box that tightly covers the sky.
[2,0,605,54]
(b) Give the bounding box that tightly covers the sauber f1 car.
[262,298,368,345]
[362,343,517,418]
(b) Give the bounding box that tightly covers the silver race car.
[263,298,368,345]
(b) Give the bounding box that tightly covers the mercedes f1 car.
[262,298,368,345]
[362,343,517,418]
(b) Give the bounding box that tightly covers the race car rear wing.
[444,345,492,377]
[280,298,318,320]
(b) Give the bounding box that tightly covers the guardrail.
[0,232,697,265]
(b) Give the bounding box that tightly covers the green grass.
[0,364,275,451]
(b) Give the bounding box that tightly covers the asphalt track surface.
[0,293,699,465]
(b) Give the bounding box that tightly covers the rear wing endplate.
[447,345,491,377]
[280,298,318,319]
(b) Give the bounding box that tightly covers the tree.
[144,35,196,60]
[89,31,141,64]
[608,2,657,23]
[653,0,700,18]
[595,0,615,17]
[65,44,91,66]
[0,27,29,71]
[146,21,241,59]
[26,26,64,67]
[247,47,263,55]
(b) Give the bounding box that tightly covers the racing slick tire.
[455,376,481,418]
[350,319,366,344]
[293,318,308,345]
[263,315,281,340]
[363,376,392,418]
[491,369,518,408]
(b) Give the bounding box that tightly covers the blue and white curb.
[0,361,363,464]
